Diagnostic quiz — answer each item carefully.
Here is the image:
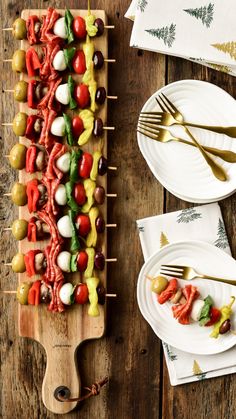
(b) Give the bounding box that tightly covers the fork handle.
[184,127,227,182]
[199,274,236,286]
[184,122,236,138]
[176,138,236,163]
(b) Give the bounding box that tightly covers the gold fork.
[140,106,236,138]
[137,123,236,163]
[144,93,227,182]
[159,264,236,286]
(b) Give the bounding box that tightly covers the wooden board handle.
[42,344,80,414]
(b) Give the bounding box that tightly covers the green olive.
[13,112,27,136]
[12,253,26,273]
[12,49,26,73]
[12,18,27,40]
[11,182,27,206]
[17,282,31,305]
[12,219,28,240]
[9,143,27,170]
[14,80,28,102]
[151,275,169,294]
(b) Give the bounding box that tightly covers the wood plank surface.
[1,1,236,419]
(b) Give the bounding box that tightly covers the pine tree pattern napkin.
[126,0,236,76]
[137,203,236,385]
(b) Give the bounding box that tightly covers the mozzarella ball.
[56,152,71,173]
[191,299,205,322]
[54,184,67,206]
[55,83,70,105]
[51,116,66,136]
[57,215,72,238]
[59,283,74,305]
[53,17,68,39]
[52,50,67,71]
[57,251,71,272]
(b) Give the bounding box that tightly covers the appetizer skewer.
[148,274,236,338]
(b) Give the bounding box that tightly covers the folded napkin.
[137,203,236,385]
[126,0,236,76]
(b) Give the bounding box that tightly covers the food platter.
[137,240,236,355]
[3,7,115,414]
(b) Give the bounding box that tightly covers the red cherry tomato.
[205,307,221,326]
[74,84,90,109]
[75,214,91,237]
[77,251,88,273]
[72,116,84,138]
[78,152,93,178]
[74,283,89,304]
[72,50,86,75]
[73,183,86,206]
[72,16,87,39]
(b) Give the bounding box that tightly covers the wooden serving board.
[18,9,108,414]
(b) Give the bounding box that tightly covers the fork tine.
[155,96,167,113]
[139,116,162,121]
[161,93,178,114]
[140,111,163,116]
[137,129,159,141]
[161,264,185,270]
[138,124,159,136]
[159,270,183,278]
[138,121,160,131]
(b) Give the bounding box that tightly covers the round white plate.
[137,80,236,203]
[137,240,236,355]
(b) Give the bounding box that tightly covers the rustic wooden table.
[1,1,236,418]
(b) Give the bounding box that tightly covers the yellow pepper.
[85,14,98,37]
[78,109,94,146]
[81,179,96,213]
[86,207,99,248]
[90,151,102,181]
[210,296,235,338]
[86,277,100,316]
[84,248,95,279]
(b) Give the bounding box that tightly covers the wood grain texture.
[3,1,236,418]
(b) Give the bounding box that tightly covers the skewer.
[0,290,117,298]
[4,192,117,198]
[4,258,117,266]
[2,122,115,130]
[2,28,13,31]
[3,89,14,93]
[104,59,116,63]
[3,59,12,62]
[108,166,117,171]
[2,26,115,31]
[4,224,117,232]
[107,96,118,100]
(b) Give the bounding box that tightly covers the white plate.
[137,80,236,203]
[137,240,236,355]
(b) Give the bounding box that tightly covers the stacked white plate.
[137,80,236,203]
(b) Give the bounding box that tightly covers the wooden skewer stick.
[106,193,117,198]
[0,290,117,298]
[2,28,13,31]
[104,25,115,29]
[107,95,118,100]
[105,258,117,262]
[4,89,14,93]
[106,224,117,228]
[2,123,13,126]
[3,193,12,196]
[3,228,12,231]
[104,59,116,63]
[3,59,12,62]
[108,166,117,170]
[4,263,12,266]
[4,224,117,231]
[103,126,115,131]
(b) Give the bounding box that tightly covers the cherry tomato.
[73,183,86,206]
[74,283,89,304]
[78,152,93,178]
[75,214,91,237]
[72,16,87,39]
[205,307,221,326]
[72,116,84,138]
[74,84,90,109]
[77,251,88,272]
[72,50,86,75]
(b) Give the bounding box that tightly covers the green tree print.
[214,218,228,249]
[163,342,177,361]
[184,3,214,28]
[138,0,148,12]
[145,23,176,48]
[177,208,202,224]
[212,41,236,61]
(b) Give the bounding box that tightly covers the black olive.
[94,252,105,271]
[93,118,103,137]
[95,87,107,105]
[95,216,105,233]
[94,186,105,205]
[97,285,106,305]
[98,156,108,175]
[219,319,231,334]
[94,18,104,36]
[93,51,104,70]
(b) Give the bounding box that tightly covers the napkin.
[126,0,236,76]
[136,203,236,385]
